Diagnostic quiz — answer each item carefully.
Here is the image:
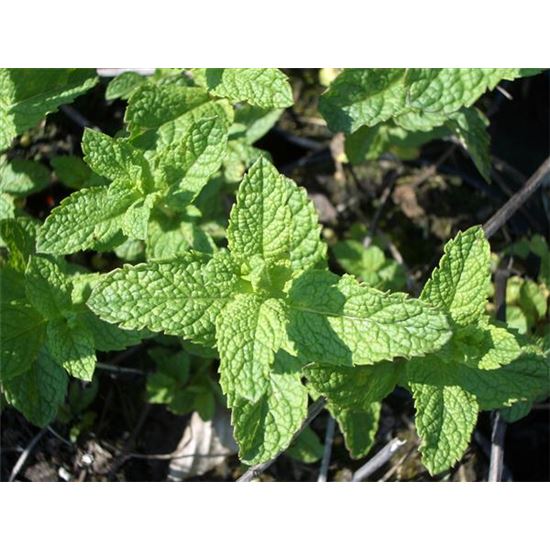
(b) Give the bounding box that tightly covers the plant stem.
[483,156,550,239]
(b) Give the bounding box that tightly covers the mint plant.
[87,157,452,464]
[1,68,548,480]
[319,69,541,180]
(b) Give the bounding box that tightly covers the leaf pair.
[88,158,452,464]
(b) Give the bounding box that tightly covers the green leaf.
[82,128,151,186]
[156,115,229,200]
[407,357,479,475]
[37,180,139,254]
[405,340,549,473]
[0,69,98,151]
[45,317,96,381]
[146,348,191,410]
[146,210,215,260]
[80,310,146,352]
[2,346,68,426]
[404,68,531,117]
[448,107,491,181]
[222,139,266,184]
[87,251,241,347]
[199,69,293,109]
[319,69,409,133]
[25,256,72,320]
[51,155,107,189]
[320,68,538,134]
[331,401,381,459]
[120,193,157,241]
[125,82,209,130]
[500,401,532,424]
[0,217,37,270]
[233,105,283,144]
[231,350,308,465]
[345,123,449,164]
[217,294,286,403]
[0,192,15,220]
[227,158,326,272]
[306,362,401,409]
[287,270,451,366]
[421,226,490,326]
[518,280,547,322]
[331,240,406,290]
[286,426,324,464]
[0,157,50,195]
[105,71,146,101]
[458,353,549,410]
[0,268,46,381]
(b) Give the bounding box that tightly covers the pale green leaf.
[217,294,287,403]
[458,353,550,410]
[156,115,229,200]
[46,317,96,381]
[146,209,215,260]
[105,71,146,101]
[120,194,157,241]
[0,217,37,270]
[319,69,409,133]
[306,362,401,409]
[222,139,266,183]
[231,350,308,465]
[87,251,241,347]
[125,82,209,130]
[232,105,283,144]
[80,310,146,352]
[227,158,326,272]
[51,155,107,189]
[320,68,539,135]
[199,69,293,109]
[82,128,151,186]
[405,68,531,116]
[407,357,479,475]
[0,193,15,220]
[287,270,451,366]
[421,226,490,325]
[37,180,139,254]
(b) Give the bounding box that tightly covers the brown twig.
[317,416,336,482]
[237,398,327,482]
[9,428,47,482]
[483,156,550,239]
[487,257,512,482]
[410,143,457,189]
[351,437,406,482]
[363,170,398,247]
